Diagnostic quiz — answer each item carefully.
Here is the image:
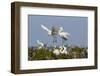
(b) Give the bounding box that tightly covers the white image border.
[20,6,95,70]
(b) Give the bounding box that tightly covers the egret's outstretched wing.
[64,32,70,36]
[59,32,70,40]
[41,25,51,34]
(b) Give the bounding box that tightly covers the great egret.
[59,45,68,54]
[41,25,70,40]
[41,25,70,48]
[53,45,68,55]
[53,48,60,55]
[37,40,44,49]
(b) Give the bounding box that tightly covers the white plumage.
[41,25,51,35]
[41,25,69,55]
[59,45,68,54]
[41,25,70,40]
[53,45,68,55]
[37,40,44,49]
[53,48,60,55]
[58,27,70,40]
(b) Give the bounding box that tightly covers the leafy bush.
[29,48,55,60]
[28,46,88,61]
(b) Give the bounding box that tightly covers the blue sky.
[28,15,88,47]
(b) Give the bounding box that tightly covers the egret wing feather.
[41,25,51,34]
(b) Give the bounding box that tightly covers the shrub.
[28,46,88,60]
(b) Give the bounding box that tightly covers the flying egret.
[37,40,44,49]
[41,25,70,40]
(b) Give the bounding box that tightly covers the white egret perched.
[53,48,60,55]
[53,45,68,55]
[59,45,68,54]
[37,40,44,49]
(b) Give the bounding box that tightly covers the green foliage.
[29,48,55,60]
[28,46,88,61]
[57,54,72,59]
[68,46,87,58]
